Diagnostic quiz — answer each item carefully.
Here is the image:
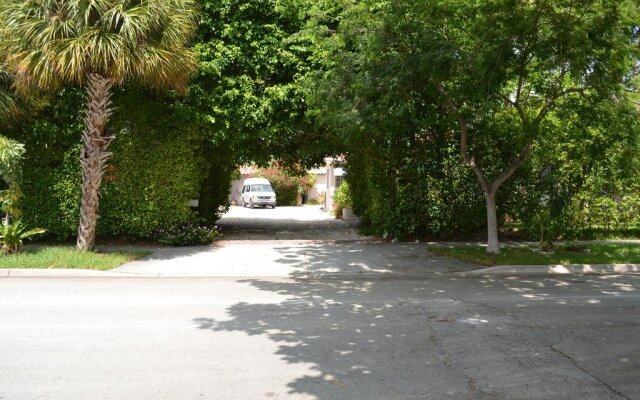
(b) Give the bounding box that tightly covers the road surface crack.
[549,344,631,400]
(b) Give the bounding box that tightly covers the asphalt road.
[1,275,639,400]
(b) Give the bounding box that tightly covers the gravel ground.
[217,205,370,241]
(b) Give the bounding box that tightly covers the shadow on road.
[193,275,640,399]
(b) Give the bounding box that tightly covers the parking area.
[217,205,368,241]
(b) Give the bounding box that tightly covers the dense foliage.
[8,89,208,241]
[0,0,199,250]
[156,224,220,246]
[332,181,352,218]
[1,0,639,248]
[305,0,640,247]
[191,0,338,167]
[0,135,24,220]
[254,165,315,206]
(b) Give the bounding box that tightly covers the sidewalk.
[3,241,640,278]
[112,242,477,278]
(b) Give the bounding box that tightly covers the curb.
[3,264,639,279]
[216,238,387,246]
[0,269,142,278]
[455,264,640,277]
[0,269,446,279]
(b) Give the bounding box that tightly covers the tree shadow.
[193,274,640,399]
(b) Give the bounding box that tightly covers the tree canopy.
[304,0,640,251]
[1,0,640,247]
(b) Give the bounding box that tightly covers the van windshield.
[250,184,272,192]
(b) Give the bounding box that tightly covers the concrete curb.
[455,263,640,277]
[0,269,144,278]
[3,264,639,279]
[0,269,449,279]
[216,238,387,246]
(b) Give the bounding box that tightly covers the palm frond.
[0,0,198,91]
[0,89,19,125]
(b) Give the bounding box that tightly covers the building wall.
[229,174,250,204]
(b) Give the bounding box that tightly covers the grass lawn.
[0,246,152,270]
[429,243,640,266]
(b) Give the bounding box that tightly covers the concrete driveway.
[217,205,367,241]
[117,205,480,278]
[114,242,479,277]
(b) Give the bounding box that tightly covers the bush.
[332,181,352,218]
[6,89,228,241]
[156,224,220,246]
[0,220,46,254]
[254,167,301,206]
[346,137,486,240]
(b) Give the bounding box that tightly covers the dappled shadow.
[114,241,480,278]
[193,275,640,399]
[271,242,481,279]
[217,206,367,241]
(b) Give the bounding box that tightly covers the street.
[1,274,638,400]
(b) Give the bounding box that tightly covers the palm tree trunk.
[77,73,114,251]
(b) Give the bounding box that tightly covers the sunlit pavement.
[1,275,638,399]
[113,242,478,277]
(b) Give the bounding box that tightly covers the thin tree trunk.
[77,73,114,251]
[485,191,500,254]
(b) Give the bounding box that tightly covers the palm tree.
[0,0,198,250]
[0,67,20,127]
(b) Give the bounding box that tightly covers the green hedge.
[347,136,487,240]
[8,88,230,241]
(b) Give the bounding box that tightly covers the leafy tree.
[0,0,198,250]
[0,68,18,127]
[513,96,640,247]
[191,0,339,169]
[307,0,639,252]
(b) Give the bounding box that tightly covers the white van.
[241,178,277,208]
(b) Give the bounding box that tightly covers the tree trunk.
[77,73,114,251]
[486,191,500,254]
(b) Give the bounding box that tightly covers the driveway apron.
[115,206,479,277]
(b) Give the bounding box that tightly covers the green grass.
[0,247,152,270]
[429,243,640,266]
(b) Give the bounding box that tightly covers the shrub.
[6,89,220,241]
[156,224,220,246]
[346,138,486,240]
[0,220,46,254]
[332,181,352,218]
[254,167,300,206]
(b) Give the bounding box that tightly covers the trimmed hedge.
[347,135,487,240]
[8,88,229,241]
